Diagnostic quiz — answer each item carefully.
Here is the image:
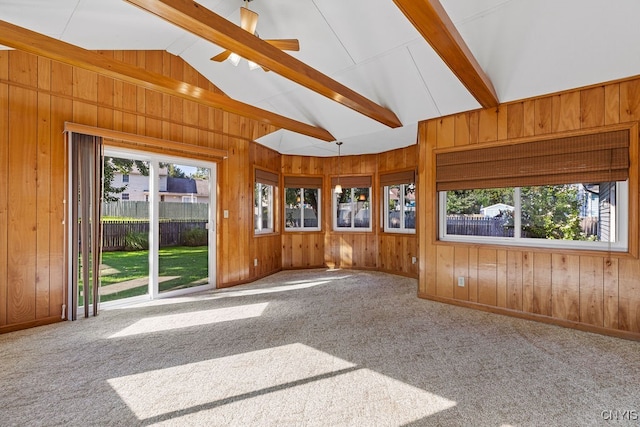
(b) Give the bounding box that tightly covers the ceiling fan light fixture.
[229,52,241,66]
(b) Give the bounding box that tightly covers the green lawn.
[98,245,208,302]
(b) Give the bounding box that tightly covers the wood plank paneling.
[49,96,69,319]
[620,79,640,122]
[436,116,455,148]
[436,245,454,298]
[603,257,619,329]
[580,86,605,128]
[579,256,604,327]
[507,102,524,139]
[522,251,534,313]
[533,252,552,316]
[454,113,469,146]
[551,254,580,322]
[7,85,38,324]
[506,250,522,311]
[534,97,553,134]
[552,92,580,132]
[0,56,8,326]
[604,83,620,125]
[468,247,478,302]
[618,258,640,332]
[496,250,507,308]
[36,91,52,319]
[477,249,497,306]
[478,108,498,143]
[454,246,468,300]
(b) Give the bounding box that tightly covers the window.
[182,195,197,203]
[284,176,321,231]
[381,170,416,233]
[122,174,129,183]
[255,169,278,234]
[332,176,372,231]
[121,193,130,201]
[440,182,628,250]
[436,129,631,251]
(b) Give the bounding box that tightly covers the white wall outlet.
[254,258,258,266]
[411,256,417,264]
[457,276,465,287]
[223,210,229,218]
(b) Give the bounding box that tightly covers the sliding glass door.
[95,148,216,308]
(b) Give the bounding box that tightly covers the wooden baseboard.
[0,316,63,335]
[418,292,640,342]
[217,268,283,289]
[377,268,418,279]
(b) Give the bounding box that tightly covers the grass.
[97,246,208,302]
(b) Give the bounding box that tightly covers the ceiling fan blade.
[210,50,232,62]
[264,39,300,52]
[240,6,259,34]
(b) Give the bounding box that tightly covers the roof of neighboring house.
[166,177,197,194]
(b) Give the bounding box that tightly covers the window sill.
[254,231,279,238]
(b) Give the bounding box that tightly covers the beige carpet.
[1,269,638,426]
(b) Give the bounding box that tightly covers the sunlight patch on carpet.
[108,303,269,338]
[107,343,456,424]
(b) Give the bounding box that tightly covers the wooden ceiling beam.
[124,0,403,129]
[0,20,335,142]
[393,0,499,109]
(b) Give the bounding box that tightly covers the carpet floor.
[1,269,638,426]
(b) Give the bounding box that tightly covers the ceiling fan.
[210,0,300,69]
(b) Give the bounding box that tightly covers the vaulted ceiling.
[2,0,640,156]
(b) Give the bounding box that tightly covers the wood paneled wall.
[0,49,277,332]
[280,145,419,277]
[418,79,640,340]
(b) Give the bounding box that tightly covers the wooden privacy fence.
[102,219,207,251]
[102,201,208,219]
[446,216,513,237]
[447,215,599,238]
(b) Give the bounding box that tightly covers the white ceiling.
[2,0,640,156]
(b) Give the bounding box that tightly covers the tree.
[190,167,210,180]
[167,164,186,178]
[446,188,513,214]
[520,185,585,240]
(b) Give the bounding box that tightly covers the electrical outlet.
[254,258,258,266]
[457,276,465,287]
[411,256,417,264]
[223,210,229,219]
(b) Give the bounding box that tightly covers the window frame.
[438,180,629,252]
[284,186,321,232]
[254,181,274,235]
[333,186,372,232]
[383,183,416,234]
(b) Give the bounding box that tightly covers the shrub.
[182,227,207,246]
[124,231,149,251]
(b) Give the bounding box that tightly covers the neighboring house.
[480,203,514,217]
[112,165,209,203]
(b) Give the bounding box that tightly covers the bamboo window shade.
[380,170,416,187]
[330,176,372,188]
[284,176,323,188]
[255,168,279,186]
[435,129,630,191]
